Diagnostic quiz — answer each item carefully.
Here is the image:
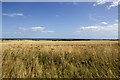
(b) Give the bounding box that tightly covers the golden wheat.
[1,40,119,78]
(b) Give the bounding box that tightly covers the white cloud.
[93,0,109,6]
[78,21,118,32]
[107,0,120,9]
[2,13,24,17]
[76,21,118,39]
[93,0,120,9]
[101,21,108,24]
[19,26,55,33]
[80,26,99,31]
[31,27,45,32]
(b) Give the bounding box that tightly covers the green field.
[1,40,120,78]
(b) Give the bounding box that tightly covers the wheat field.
[1,40,120,78]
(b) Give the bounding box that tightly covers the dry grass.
[1,40,120,78]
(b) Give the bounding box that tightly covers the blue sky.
[2,2,118,39]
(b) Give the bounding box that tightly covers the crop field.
[1,40,120,78]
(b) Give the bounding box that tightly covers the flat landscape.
[2,1,119,79]
[1,40,119,78]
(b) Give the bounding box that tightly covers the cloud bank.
[76,21,118,39]
[2,13,24,17]
[93,0,120,9]
[19,26,55,33]
[79,23,117,31]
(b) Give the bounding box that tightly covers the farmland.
[1,40,120,78]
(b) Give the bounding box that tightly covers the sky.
[2,2,118,39]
